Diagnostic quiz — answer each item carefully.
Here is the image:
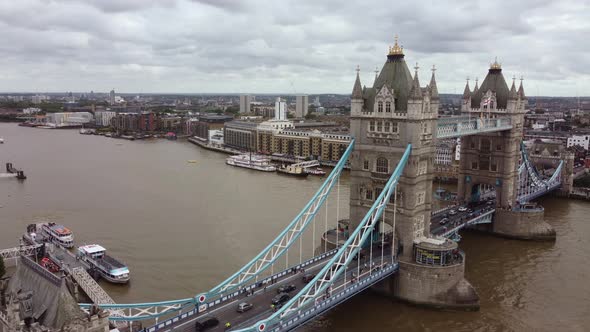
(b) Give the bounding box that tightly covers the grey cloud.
[0,0,587,95]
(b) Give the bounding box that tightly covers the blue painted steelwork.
[517,142,563,203]
[436,117,512,139]
[235,144,412,332]
[79,140,355,321]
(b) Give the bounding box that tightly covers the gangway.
[291,160,320,168]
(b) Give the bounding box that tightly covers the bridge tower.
[458,62,555,239]
[349,37,479,309]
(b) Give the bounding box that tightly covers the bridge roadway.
[152,245,392,332]
[430,200,495,236]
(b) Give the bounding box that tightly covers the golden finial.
[490,56,502,70]
[388,34,404,56]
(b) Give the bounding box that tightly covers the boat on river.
[277,164,309,177]
[226,153,276,172]
[78,244,130,284]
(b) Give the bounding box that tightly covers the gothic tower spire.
[518,76,526,99]
[352,65,363,99]
[509,76,518,100]
[410,62,422,99]
[462,77,471,99]
[429,64,439,99]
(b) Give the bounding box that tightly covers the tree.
[0,255,5,279]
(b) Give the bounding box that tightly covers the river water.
[1,123,588,331]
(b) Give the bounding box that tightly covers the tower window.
[376,157,389,173]
[386,101,391,113]
[392,122,398,133]
[369,121,375,132]
[366,189,373,200]
[384,121,391,132]
[363,159,370,170]
[378,101,383,113]
[376,121,382,132]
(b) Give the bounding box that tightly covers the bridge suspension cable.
[238,144,412,332]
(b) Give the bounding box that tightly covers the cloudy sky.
[0,0,588,96]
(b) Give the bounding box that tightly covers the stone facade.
[348,37,477,308]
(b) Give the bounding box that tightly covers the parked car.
[439,218,449,225]
[195,317,219,332]
[236,302,253,313]
[277,284,296,294]
[458,206,467,212]
[272,293,291,306]
[302,274,316,283]
[449,210,458,216]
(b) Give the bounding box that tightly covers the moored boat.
[23,222,75,248]
[277,164,309,177]
[305,167,326,176]
[78,244,130,284]
[226,153,276,172]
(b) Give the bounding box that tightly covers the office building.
[295,95,309,118]
[239,95,252,113]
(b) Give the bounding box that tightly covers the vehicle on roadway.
[439,218,449,225]
[272,293,291,306]
[302,273,316,283]
[458,206,467,212]
[487,200,494,205]
[195,317,219,331]
[236,302,253,313]
[449,209,457,216]
[277,284,296,294]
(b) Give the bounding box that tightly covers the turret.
[429,65,439,100]
[460,78,471,112]
[408,63,423,118]
[351,66,364,116]
[507,76,518,112]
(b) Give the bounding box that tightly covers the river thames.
[1,123,589,331]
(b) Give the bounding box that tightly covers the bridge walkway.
[146,244,394,332]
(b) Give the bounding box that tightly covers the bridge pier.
[491,208,555,240]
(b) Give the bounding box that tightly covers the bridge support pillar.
[491,208,555,240]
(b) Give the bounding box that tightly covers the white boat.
[305,167,326,176]
[0,137,4,144]
[78,244,130,284]
[24,222,75,248]
[226,153,276,172]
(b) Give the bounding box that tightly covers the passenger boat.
[226,153,276,172]
[23,222,75,248]
[277,164,309,177]
[0,137,4,144]
[305,167,326,176]
[78,244,130,284]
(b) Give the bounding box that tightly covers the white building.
[209,129,224,146]
[46,112,94,127]
[239,95,252,113]
[95,111,116,127]
[295,95,309,118]
[435,140,455,166]
[274,97,287,121]
[31,95,49,104]
[313,96,321,107]
[567,135,590,150]
[109,89,116,105]
[257,119,294,133]
[22,107,41,114]
[455,138,461,161]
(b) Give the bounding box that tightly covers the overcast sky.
[0,0,588,96]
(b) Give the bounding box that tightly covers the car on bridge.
[236,302,253,313]
[272,293,291,306]
[302,273,316,283]
[449,210,457,216]
[277,284,296,293]
[194,317,219,332]
[458,206,467,212]
[439,218,449,225]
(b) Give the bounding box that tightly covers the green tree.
[0,255,5,279]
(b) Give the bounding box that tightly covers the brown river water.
[1,123,589,331]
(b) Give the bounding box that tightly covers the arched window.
[378,101,383,112]
[376,157,388,173]
[386,101,391,112]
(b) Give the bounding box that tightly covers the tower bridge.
[78,38,561,331]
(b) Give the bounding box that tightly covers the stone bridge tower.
[458,62,555,240]
[349,37,479,308]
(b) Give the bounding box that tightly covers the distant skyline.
[0,0,588,96]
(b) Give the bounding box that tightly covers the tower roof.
[471,60,510,108]
[352,66,363,99]
[462,79,471,99]
[429,65,439,99]
[518,78,526,99]
[369,36,413,110]
[509,77,518,100]
[410,63,422,99]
